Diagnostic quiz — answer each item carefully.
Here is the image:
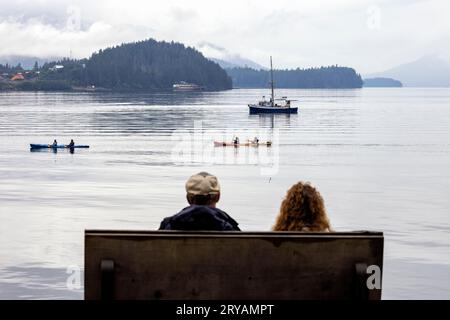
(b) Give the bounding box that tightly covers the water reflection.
[90,108,209,135]
[86,91,213,106]
[250,113,294,128]
[29,147,76,154]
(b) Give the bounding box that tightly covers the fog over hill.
[365,55,450,87]
[0,55,59,69]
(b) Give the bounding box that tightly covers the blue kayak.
[30,144,89,149]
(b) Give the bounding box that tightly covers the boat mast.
[270,56,275,106]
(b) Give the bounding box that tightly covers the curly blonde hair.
[273,181,332,232]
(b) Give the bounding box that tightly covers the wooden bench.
[85,230,383,300]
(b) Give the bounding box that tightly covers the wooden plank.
[85,231,383,300]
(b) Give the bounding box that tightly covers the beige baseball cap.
[185,172,220,196]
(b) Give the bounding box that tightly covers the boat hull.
[30,144,89,149]
[248,105,298,114]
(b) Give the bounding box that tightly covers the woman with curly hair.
[273,181,332,232]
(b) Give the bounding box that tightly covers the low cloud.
[0,17,153,59]
[0,0,449,73]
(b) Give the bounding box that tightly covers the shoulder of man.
[158,205,192,228]
[212,207,241,231]
[158,217,172,230]
[159,206,240,231]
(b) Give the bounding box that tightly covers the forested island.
[225,66,363,89]
[0,39,232,91]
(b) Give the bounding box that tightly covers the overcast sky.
[0,0,449,73]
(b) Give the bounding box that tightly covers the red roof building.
[11,73,25,81]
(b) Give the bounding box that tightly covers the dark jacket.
[159,205,241,231]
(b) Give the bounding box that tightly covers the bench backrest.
[85,230,383,300]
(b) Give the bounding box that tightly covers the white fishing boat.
[248,57,298,114]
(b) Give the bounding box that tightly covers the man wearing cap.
[159,172,241,231]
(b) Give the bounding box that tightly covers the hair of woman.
[273,181,331,232]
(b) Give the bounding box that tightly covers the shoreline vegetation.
[226,66,364,89]
[0,38,391,92]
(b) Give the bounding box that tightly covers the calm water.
[0,88,449,299]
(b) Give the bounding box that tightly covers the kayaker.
[52,139,57,147]
[67,139,75,148]
[233,136,240,145]
[159,172,241,231]
[253,137,259,144]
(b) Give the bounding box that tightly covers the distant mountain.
[210,57,266,70]
[366,55,450,87]
[363,77,402,87]
[226,66,363,89]
[0,55,59,70]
